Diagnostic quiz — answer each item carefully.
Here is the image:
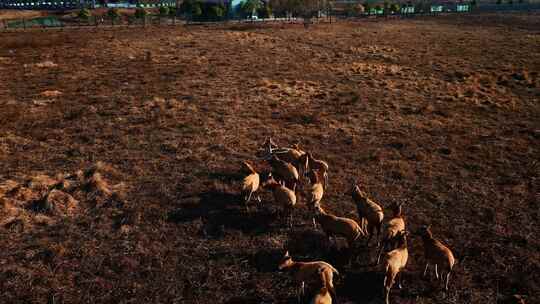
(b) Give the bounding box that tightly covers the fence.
[1,4,540,31]
[0,14,188,30]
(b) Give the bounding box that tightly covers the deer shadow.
[338,270,384,303]
[224,295,298,304]
[167,189,279,237]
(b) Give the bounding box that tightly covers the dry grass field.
[0,13,539,304]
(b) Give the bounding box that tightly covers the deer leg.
[384,285,391,304]
[376,222,382,248]
[245,191,253,212]
[423,263,429,277]
[288,209,293,228]
[366,223,374,247]
[376,241,385,265]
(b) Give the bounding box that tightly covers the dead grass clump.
[34,61,58,68]
[85,172,114,205]
[350,62,402,76]
[12,184,41,203]
[258,79,323,100]
[380,160,414,181]
[0,179,20,196]
[142,97,185,112]
[44,189,79,216]
[28,174,60,190]
[31,99,54,107]
[1,216,25,232]
[0,162,127,231]
[75,162,127,206]
[40,90,62,98]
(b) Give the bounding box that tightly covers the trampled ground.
[0,13,539,304]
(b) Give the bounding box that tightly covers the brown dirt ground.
[0,13,539,304]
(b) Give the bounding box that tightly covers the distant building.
[0,0,175,9]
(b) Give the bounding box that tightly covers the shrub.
[363,2,371,13]
[192,2,202,16]
[159,6,170,16]
[345,3,356,16]
[107,8,120,19]
[78,8,91,20]
[390,3,400,13]
[383,1,390,12]
[241,0,260,17]
[169,7,177,16]
[135,8,147,19]
[180,0,191,14]
[209,5,224,18]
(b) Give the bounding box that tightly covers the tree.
[241,0,261,17]
[363,2,371,14]
[78,8,91,20]
[159,6,170,16]
[192,2,202,17]
[269,0,326,19]
[269,0,285,17]
[209,5,224,18]
[181,0,202,17]
[180,0,192,14]
[383,1,390,14]
[298,0,320,18]
[390,3,400,13]
[107,8,120,19]
[257,4,272,18]
[345,3,356,16]
[135,7,147,19]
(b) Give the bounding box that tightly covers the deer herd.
[240,138,456,304]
